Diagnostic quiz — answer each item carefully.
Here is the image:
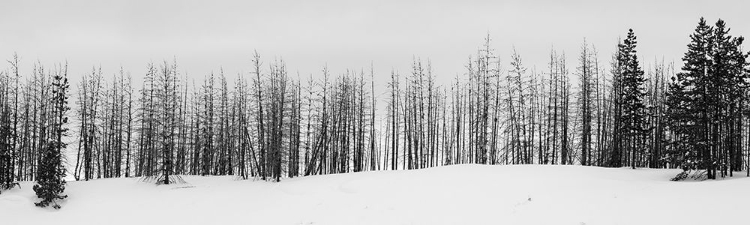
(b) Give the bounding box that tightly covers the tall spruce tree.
[33,67,69,209]
[617,29,648,169]
[710,20,747,178]
[667,18,712,177]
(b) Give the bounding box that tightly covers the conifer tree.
[667,18,748,180]
[616,29,648,169]
[33,66,69,209]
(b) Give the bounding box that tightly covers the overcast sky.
[2,0,749,91]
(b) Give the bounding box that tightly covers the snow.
[1,165,748,225]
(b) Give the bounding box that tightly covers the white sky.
[1,0,749,92]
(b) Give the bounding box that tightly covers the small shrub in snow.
[33,143,68,209]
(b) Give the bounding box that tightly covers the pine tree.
[33,66,69,209]
[709,20,747,177]
[667,18,748,180]
[617,29,648,169]
[668,18,713,179]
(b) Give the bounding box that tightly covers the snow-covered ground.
[1,165,748,225]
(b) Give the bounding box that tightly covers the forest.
[0,18,748,208]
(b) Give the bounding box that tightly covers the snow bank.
[1,165,747,225]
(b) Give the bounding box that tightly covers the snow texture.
[1,165,747,225]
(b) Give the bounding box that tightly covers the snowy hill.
[1,165,748,225]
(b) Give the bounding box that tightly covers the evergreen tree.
[667,18,748,180]
[667,18,712,176]
[33,67,69,209]
[710,19,747,177]
[616,29,648,169]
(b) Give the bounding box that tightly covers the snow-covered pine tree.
[33,66,69,209]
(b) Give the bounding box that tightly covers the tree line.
[0,17,748,208]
